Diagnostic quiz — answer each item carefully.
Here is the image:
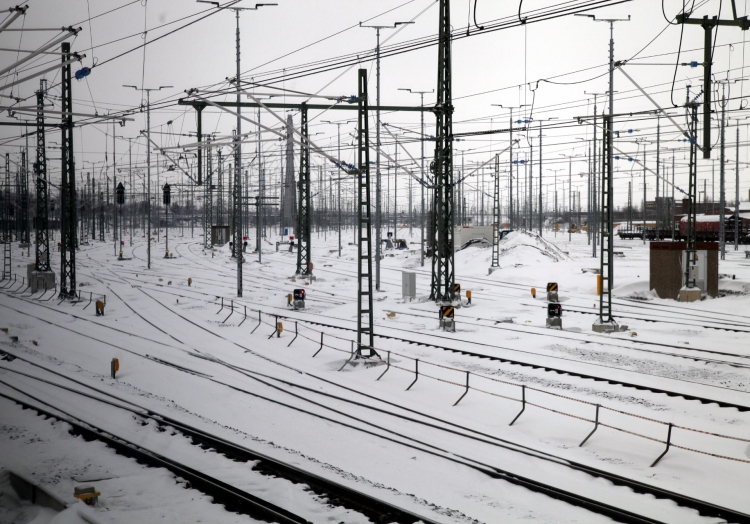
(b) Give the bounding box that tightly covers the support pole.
[453,371,470,406]
[579,404,600,446]
[509,385,526,426]
[59,42,77,298]
[34,80,50,272]
[685,101,700,289]
[491,154,500,268]
[312,332,324,357]
[651,423,673,467]
[430,0,456,303]
[593,21,618,331]
[356,69,376,358]
[405,359,419,390]
[287,321,298,347]
[234,11,244,298]
[251,310,262,334]
[719,86,726,260]
[296,104,311,276]
[376,351,391,380]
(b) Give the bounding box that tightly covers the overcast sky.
[1,0,749,212]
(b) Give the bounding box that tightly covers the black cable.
[474,0,485,30]
[518,0,526,24]
[241,0,626,85]
[92,3,236,71]
[662,0,679,25]
[712,0,723,65]
[73,0,141,27]
[670,0,694,107]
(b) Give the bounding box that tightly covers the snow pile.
[495,230,569,265]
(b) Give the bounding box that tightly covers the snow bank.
[495,230,569,264]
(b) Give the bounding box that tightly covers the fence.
[243,306,750,467]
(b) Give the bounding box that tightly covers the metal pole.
[129,138,133,246]
[736,124,740,251]
[719,85,726,260]
[656,116,660,237]
[420,92,425,267]
[147,89,151,269]
[643,145,647,245]
[376,28,382,291]
[113,120,117,256]
[338,124,342,257]
[509,108,513,229]
[538,122,542,237]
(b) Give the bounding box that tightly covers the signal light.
[548,303,562,318]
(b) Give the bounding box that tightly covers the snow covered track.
[3,233,750,523]
[0,367,442,524]
[200,310,750,413]
[3,352,749,524]
[0,391,311,524]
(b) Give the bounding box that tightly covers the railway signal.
[547,282,559,302]
[289,288,306,310]
[546,303,562,329]
[439,304,455,332]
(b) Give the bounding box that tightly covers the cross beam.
[177,99,432,112]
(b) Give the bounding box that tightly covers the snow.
[2,225,750,523]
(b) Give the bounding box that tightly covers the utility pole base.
[679,287,702,303]
[592,319,620,333]
[29,270,55,293]
[488,266,500,275]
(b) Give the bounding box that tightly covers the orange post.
[596,275,602,296]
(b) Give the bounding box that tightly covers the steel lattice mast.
[356,69,376,357]
[684,101,700,288]
[2,154,10,281]
[34,81,50,272]
[204,140,213,249]
[430,0,455,302]
[59,42,77,298]
[296,104,311,276]
[491,154,500,268]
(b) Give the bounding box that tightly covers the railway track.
[78,275,750,412]
[5,239,749,522]
[0,378,439,524]
[89,239,750,365]
[2,346,748,524]
[7,246,750,415]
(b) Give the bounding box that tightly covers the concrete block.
[592,320,619,333]
[679,287,702,303]
[30,271,56,293]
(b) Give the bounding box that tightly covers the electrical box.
[402,271,416,301]
[681,250,707,292]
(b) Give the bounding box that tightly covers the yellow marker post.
[597,274,602,296]
[531,288,536,298]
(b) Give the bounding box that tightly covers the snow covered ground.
[1,225,750,523]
